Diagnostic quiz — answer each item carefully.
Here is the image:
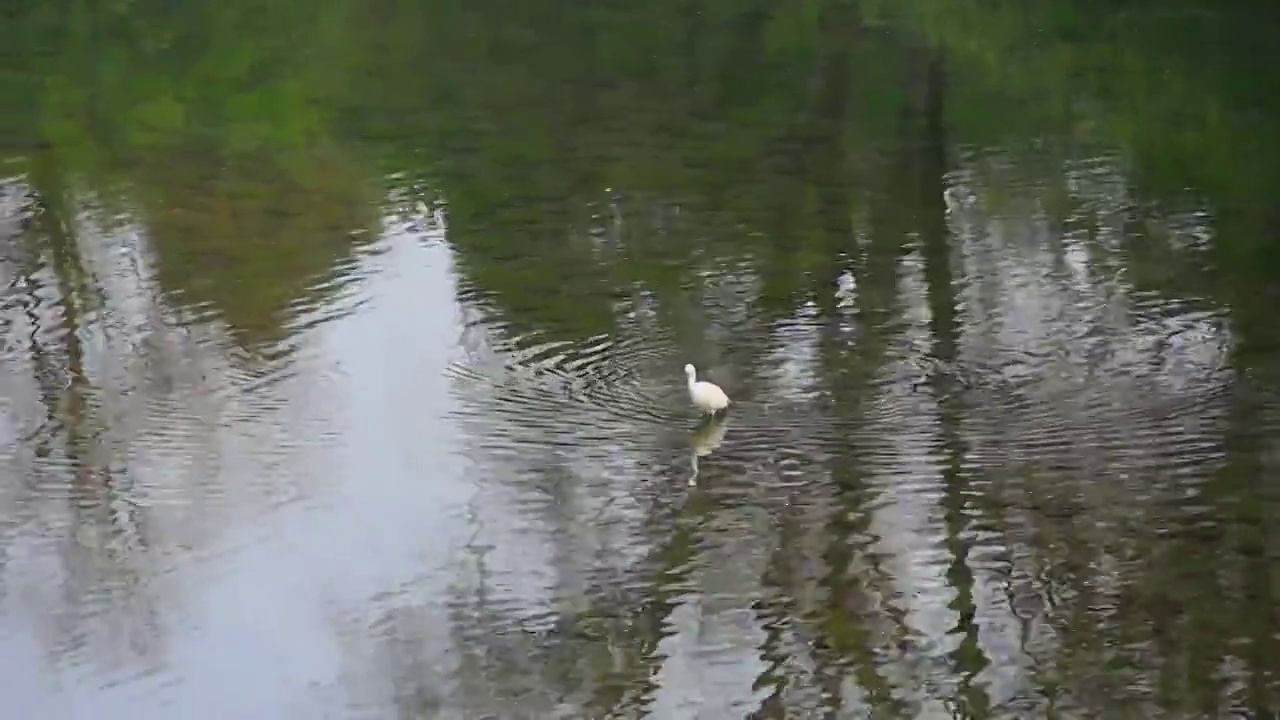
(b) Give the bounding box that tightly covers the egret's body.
[685,364,730,415]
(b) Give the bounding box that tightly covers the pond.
[4,1,1280,717]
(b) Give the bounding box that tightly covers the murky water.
[6,2,1280,718]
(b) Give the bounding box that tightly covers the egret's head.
[684,363,696,377]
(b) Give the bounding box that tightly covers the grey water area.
[4,2,1280,718]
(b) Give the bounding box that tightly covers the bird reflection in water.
[688,412,729,485]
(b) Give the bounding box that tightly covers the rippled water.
[7,2,1280,717]
[3,152,1270,718]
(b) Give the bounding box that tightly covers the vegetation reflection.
[4,0,1280,716]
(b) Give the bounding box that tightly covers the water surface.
[4,1,1280,717]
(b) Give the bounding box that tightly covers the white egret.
[684,363,730,416]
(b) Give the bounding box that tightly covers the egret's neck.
[685,371,697,391]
